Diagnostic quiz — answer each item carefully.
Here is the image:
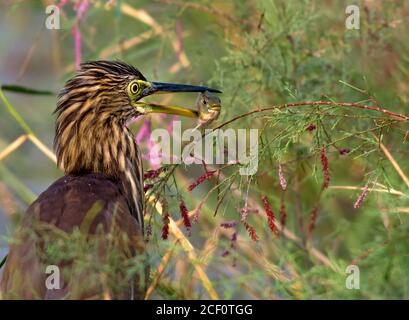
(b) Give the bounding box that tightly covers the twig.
[120,2,190,71]
[210,168,337,270]
[121,4,163,33]
[156,0,252,27]
[0,182,18,216]
[0,90,33,134]
[27,134,57,164]
[145,239,179,300]
[0,91,57,164]
[329,185,407,198]
[381,207,409,214]
[17,26,45,81]
[150,196,219,299]
[0,135,28,161]
[215,101,409,131]
[377,140,409,189]
[100,30,159,59]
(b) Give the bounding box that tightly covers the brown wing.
[0,173,145,300]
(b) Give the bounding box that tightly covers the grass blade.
[0,254,7,269]
[0,90,33,134]
[0,162,36,204]
[1,84,55,96]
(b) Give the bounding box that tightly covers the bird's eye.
[202,99,207,105]
[129,81,140,95]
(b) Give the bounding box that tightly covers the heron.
[0,60,221,299]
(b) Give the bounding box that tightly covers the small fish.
[195,90,222,129]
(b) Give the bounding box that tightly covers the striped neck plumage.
[54,67,145,230]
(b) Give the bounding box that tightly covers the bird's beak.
[136,81,221,118]
[148,82,222,94]
[135,102,200,118]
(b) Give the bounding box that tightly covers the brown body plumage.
[1,61,146,299]
[0,60,221,299]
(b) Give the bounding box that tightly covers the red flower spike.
[179,200,191,233]
[221,250,230,257]
[354,185,369,209]
[188,170,216,192]
[221,221,238,229]
[306,123,317,132]
[278,164,287,190]
[339,148,351,155]
[261,195,278,236]
[161,199,170,240]
[242,220,258,242]
[222,231,238,260]
[239,207,259,215]
[320,147,331,189]
[230,232,238,248]
[200,159,208,173]
[230,232,238,267]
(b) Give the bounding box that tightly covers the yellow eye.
[129,81,140,95]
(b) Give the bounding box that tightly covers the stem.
[215,101,409,130]
[0,90,34,134]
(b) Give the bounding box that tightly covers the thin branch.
[145,239,179,300]
[215,101,409,130]
[0,135,28,161]
[329,185,408,198]
[27,134,57,164]
[213,169,337,271]
[156,0,251,27]
[377,140,409,189]
[0,90,33,134]
[150,195,219,300]
[382,207,409,214]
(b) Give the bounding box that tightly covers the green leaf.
[0,89,34,134]
[1,84,55,96]
[0,254,7,269]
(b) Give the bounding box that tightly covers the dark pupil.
[132,84,138,93]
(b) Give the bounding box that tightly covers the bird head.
[54,60,221,176]
[55,60,221,122]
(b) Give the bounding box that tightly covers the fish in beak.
[137,81,221,118]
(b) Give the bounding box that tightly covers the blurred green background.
[1,0,409,299]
